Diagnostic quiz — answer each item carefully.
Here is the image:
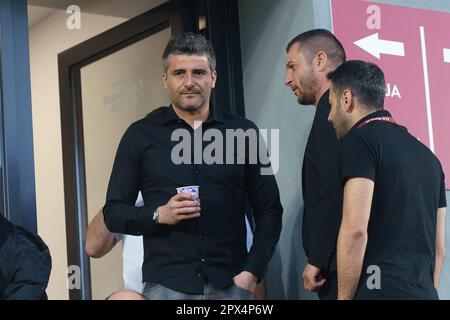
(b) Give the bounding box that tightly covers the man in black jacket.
[0,215,51,300]
[284,29,346,299]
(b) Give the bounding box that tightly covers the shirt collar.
[152,104,230,126]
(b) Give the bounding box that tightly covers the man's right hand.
[156,193,201,225]
[303,263,326,292]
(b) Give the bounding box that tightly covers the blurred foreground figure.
[0,215,51,300]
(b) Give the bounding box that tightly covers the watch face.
[153,211,158,221]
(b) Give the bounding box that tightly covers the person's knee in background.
[105,290,147,300]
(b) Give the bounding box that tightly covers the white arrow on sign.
[444,48,450,63]
[354,33,405,59]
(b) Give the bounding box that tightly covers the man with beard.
[103,33,282,300]
[327,60,447,299]
[284,29,346,299]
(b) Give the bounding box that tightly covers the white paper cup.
[176,185,200,203]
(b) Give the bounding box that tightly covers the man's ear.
[315,51,328,72]
[162,72,168,89]
[342,89,354,113]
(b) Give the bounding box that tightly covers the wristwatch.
[152,208,159,224]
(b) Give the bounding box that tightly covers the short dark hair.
[162,32,216,71]
[327,60,386,110]
[286,29,346,68]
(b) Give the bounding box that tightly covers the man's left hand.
[233,271,258,293]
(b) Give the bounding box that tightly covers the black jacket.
[0,215,51,300]
[302,91,343,271]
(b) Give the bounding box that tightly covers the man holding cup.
[103,33,283,300]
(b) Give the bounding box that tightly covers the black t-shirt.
[103,106,283,294]
[0,216,51,299]
[341,110,447,300]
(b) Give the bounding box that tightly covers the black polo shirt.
[341,109,447,300]
[103,105,283,294]
[302,91,343,271]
